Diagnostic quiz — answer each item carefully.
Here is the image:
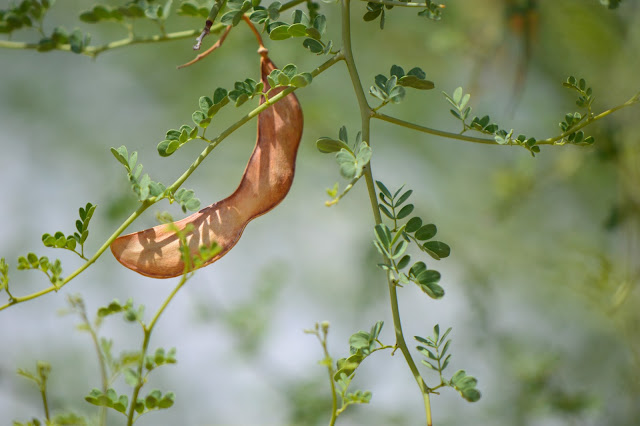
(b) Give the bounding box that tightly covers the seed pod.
[110,52,303,278]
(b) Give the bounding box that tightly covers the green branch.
[0,0,308,58]
[0,30,201,58]
[362,0,440,7]
[373,90,640,148]
[126,274,187,426]
[0,54,342,312]
[340,0,432,424]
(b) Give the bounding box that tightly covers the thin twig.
[177,25,233,69]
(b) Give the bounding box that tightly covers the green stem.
[40,381,50,421]
[80,306,109,426]
[374,91,639,147]
[0,30,200,57]
[126,274,188,426]
[320,335,338,426]
[0,54,342,312]
[362,0,439,7]
[0,0,309,58]
[340,0,432,424]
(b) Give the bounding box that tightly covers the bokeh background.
[1,0,639,425]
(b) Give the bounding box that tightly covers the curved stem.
[126,274,188,426]
[0,54,342,312]
[362,0,442,7]
[373,112,497,144]
[0,0,309,58]
[79,303,109,425]
[340,0,432,424]
[374,90,639,147]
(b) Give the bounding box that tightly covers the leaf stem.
[373,91,639,148]
[0,0,309,58]
[126,273,188,426]
[362,0,442,7]
[77,299,109,426]
[340,0,432,424]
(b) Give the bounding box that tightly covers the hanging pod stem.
[110,52,303,278]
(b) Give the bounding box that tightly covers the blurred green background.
[1,0,639,425]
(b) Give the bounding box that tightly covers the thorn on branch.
[193,20,214,51]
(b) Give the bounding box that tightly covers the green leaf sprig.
[260,8,332,55]
[374,181,450,299]
[17,252,63,287]
[41,202,96,260]
[363,0,444,30]
[415,324,482,402]
[370,65,434,111]
[316,126,372,205]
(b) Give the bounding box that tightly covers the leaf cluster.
[317,126,372,180]
[600,0,623,9]
[562,75,594,112]
[85,386,176,415]
[415,323,451,374]
[267,63,314,90]
[158,64,311,157]
[374,181,450,299]
[415,325,482,402]
[111,145,169,203]
[0,258,9,293]
[17,253,63,287]
[143,347,177,371]
[2,0,90,53]
[16,361,51,389]
[0,0,51,34]
[123,348,176,388]
[41,203,96,259]
[262,9,331,55]
[332,322,383,379]
[85,388,130,414]
[97,297,145,323]
[80,0,173,24]
[450,370,481,402]
[370,65,434,108]
[177,0,216,18]
[363,0,443,30]
[321,321,384,416]
[558,76,596,145]
[444,87,541,155]
[221,0,259,27]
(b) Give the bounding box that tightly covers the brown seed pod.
[110,52,303,278]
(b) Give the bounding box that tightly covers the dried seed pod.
[110,52,303,278]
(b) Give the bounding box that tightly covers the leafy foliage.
[80,0,174,24]
[0,0,92,52]
[220,0,256,27]
[85,388,130,414]
[370,65,434,109]
[316,126,372,205]
[17,252,63,287]
[600,0,623,9]
[261,10,332,55]
[373,181,450,299]
[266,64,314,91]
[363,0,444,29]
[0,0,51,34]
[0,258,9,294]
[41,203,96,259]
[415,325,482,402]
[442,77,604,155]
[177,1,215,19]
[111,145,168,202]
[306,321,380,420]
